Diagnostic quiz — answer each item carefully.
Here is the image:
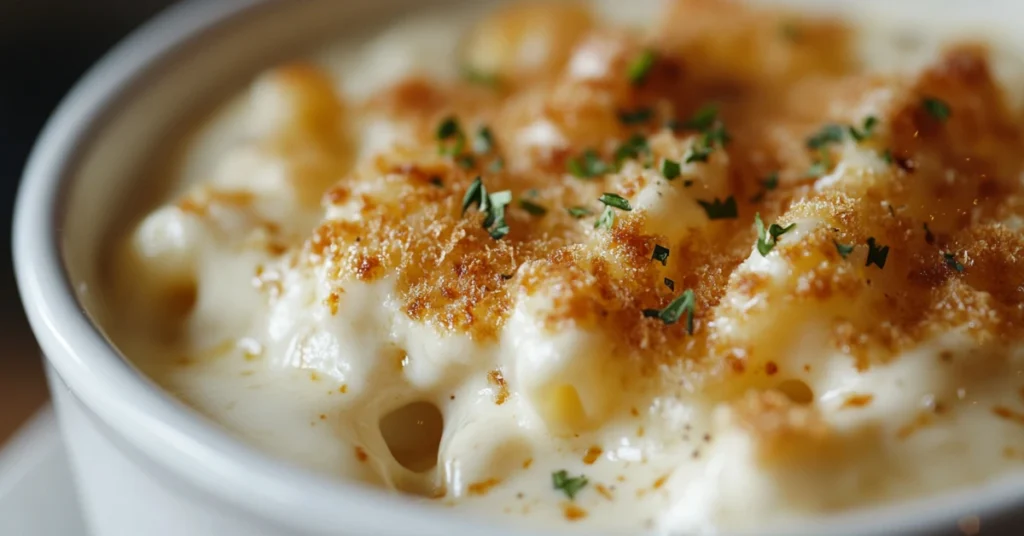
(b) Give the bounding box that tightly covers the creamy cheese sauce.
[105,1,1024,534]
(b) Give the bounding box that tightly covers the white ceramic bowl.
[13,1,1024,535]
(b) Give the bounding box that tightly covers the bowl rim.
[11,0,1024,535]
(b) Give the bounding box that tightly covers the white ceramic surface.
[12,1,1024,535]
[0,406,87,536]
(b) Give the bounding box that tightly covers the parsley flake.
[489,157,505,172]
[567,206,593,219]
[473,126,495,154]
[436,116,465,156]
[662,158,681,180]
[643,289,696,333]
[681,104,719,131]
[806,124,846,150]
[519,199,547,216]
[664,278,675,291]
[833,240,854,259]
[750,171,780,202]
[462,178,512,239]
[627,49,656,85]
[618,107,654,125]
[652,244,670,266]
[922,97,951,122]
[754,213,796,256]
[880,149,893,165]
[552,470,588,500]
[697,196,738,220]
[614,134,651,166]
[568,149,609,178]
[599,193,632,211]
[848,116,878,142]
[943,252,965,273]
[594,207,616,229]
[865,237,890,269]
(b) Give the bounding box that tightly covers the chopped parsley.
[697,196,738,220]
[750,171,780,202]
[848,116,879,142]
[943,252,965,273]
[613,134,651,166]
[627,49,656,85]
[567,206,593,219]
[806,152,832,178]
[461,177,512,239]
[664,278,675,291]
[568,149,609,178]
[922,97,951,122]
[552,470,588,500]
[595,193,630,229]
[923,223,935,245]
[436,116,465,156]
[680,104,719,131]
[489,157,505,172]
[806,124,846,150]
[652,244,670,266]
[455,154,475,169]
[595,207,616,229]
[685,123,730,164]
[519,199,547,216]
[662,158,681,180]
[599,193,632,211]
[473,126,495,154]
[643,289,696,333]
[618,107,654,125]
[865,237,890,269]
[754,213,796,256]
[880,149,893,165]
[833,240,855,259]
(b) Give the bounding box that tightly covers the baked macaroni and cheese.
[107,0,1024,532]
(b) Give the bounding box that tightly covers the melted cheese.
[105,0,1024,533]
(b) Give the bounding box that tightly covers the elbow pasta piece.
[505,292,623,435]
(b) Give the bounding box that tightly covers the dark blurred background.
[0,0,175,442]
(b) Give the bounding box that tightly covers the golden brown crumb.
[354,446,368,462]
[487,369,510,405]
[841,394,875,409]
[467,478,502,496]
[563,503,588,521]
[582,446,603,465]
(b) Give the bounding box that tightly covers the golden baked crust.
[277,0,1024,394]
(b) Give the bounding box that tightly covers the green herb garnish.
[664,278,675,291]
[437,116,465,156]
[599,193,632,211]
[754,213,796,256]
[618,107,654,125]
[697,196,738,220]
[627,49,656,85]
[519,199,548,216]
[567,206,593,219]
[652,244,670,266]
[833,240,854,259]
[750,171,780,202]
[473,126,495,154]
[595,207,616,229]
[848,116,878,142]
[643,289,696,333]
[806,124,845,150]
[489,157,505,172]
[613,134,650,166]
[462,177,512,239]
[943,252,964,273]
[680,104,719,131]
[865,237,890,269]
[552,470,588,500]
[461,66,500,88]
[662,159,681,180]
[880,149,893,165]
[568,149,609,178]
[922,97,951,122]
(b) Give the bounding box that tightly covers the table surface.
[0,314,48,445]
